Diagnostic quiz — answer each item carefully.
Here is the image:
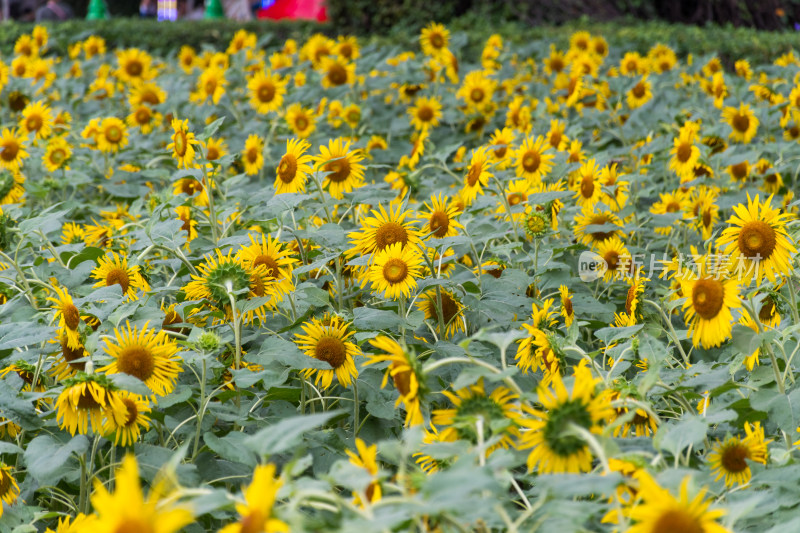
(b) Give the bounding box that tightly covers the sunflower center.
[494,145,507,159]
[122,398,139,427]
[0,470,11,497]
[315,336,346,369]
[759,298,775,322]
[542,399,593,456]
[63,303,81,330]
[339,44,353,59]
[702,208,713,228]
[392,367,413,396]
[254,255,281,279]
[550,58,564,72]
[625,285,636,314]
[181,179,201,195]
[250,272,267,297]
[466,163,483,187]
[454,395,505,442]
[1,141,19,162]
[632,82,646,98]
[257,83,276,103]
[580,175,595,199]
[508,192,526,206]
[324,158,351,183]
[666,201,680,213]
[564,297,574,316]
[327,64,348,86]
[246,147,259,163]
[437,292,459,325]
[652,510,705,533]
[49,148,66,165]
[26,115,42,132]
[275,154,299,184]
[141,90,159,105]
[737,220,776,260]
[765,173,778,184]
[295,116,309,131]
[732,113,750,133]
[126,60,143,77]
[136,108,151,124]
[61,337,86,371]
[691,278,725,320]
[522,150,541,173]
[676,142,692,162]
[105,126,122,143]
[204,79,217,94]
[430,33,445,49]
[719,441,749,473]
[174,131,187,157]
[730,161,748,180]
[549,131,562,148]
[207,146,220,160]
[603,251,620,271]
[375,222,409,250]
[588,215,615,241]
[105,268,131,294]
[117,346,156,382]
[417,105,434,122]
[469,88,485,103]
[76,388,102,409]
[429,211,450,237]
[240,510,266,533]
[383,258,408,284]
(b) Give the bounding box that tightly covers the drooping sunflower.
[55,373,127,436]
[274,138,313,194]
[102,392,151,447]
[315,138,365,199]
[515,325,563,382]
[241,134,265,176]
[420,22,450,57]
[20,100,53,139]
[294,315,360,389]
[678,250,742,348]
[366,242,424,299]
[0,463,20,515]
[46,284,83,350]
[408,96,443,131]
[626,475,730,533]
[365,336,424,427]
[96,117,129,153]
[461,146,493,205]
[514,135,554,183]
[348,202,424,257]
[247,70,287,114]
[235,232,298,306]
[518,361,612,474]
[346,438,382,508]
[49,335,89,381]
[716,194,797,285]
[219,463,288,533]
[559,285,575,326]
[707,421,769,487]
[0,128,29,173]
[175,205,198,249]
[419,193,463,239]
[167,118,201,169]
[285,103,316,138]
[722,103,759,143]
[432,379,520,455]
[417,289,466,339]
[42,136,72,172]
[91,252,150,301]
[90,455,194,533]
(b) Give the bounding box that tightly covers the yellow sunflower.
[49,335,89,381]
[420,22,450,57]
[348,202,424,257]
[518,361,612,474]
[366,242,424,299]
[241,134,265,176]
[669,129,700,180]
[127,81,166,107]
[0,463,20,515]
[461,146,493,205]
[456,71,497,111]
[46,284,83,350]
[365,336,424,427]
[235,232,298,306]
[708,421,769,487]
[319,56,356,89]
[0,170,25,205]
[408,96,443,131]
[417,289,466,339]
[574,209,623,247]
[115,48,154,84]
[315,138,366,199]
[91,252,150,301]
[559,285,575,326]
[573,158,603,210]
[626,76,652,108]
[716,194,797,285]
[285,103,316,138]
[247,70,287,114]
[167,118,201,169]
[514,135,554,183]
[99,321,182,397]
[102,392,151,446]
[42,136,72,172]
[722,103,759,143]
[595,235,631,282]
[294,315,360,389]
[20,100,53,139]
[419,193,463,238]
[191,66,227,105]
[96,117,129,153]
[347,438,382,508]
[55,374,127,436]
[0,128,29,173]
[125,105,161,135]
[220,463,288,533]
[274,138,313,194]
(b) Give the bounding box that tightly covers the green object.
[205,0,225,19]
[86,0,108,20]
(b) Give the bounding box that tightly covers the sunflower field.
[0,19,799,533]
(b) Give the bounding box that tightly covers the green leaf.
[653,415,708,456]
[244,410,344,456]
[24,434,88,485]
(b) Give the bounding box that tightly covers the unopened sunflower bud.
[196,331,222,353]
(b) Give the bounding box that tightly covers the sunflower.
[248,70,287,114]
[274,138,313,194]
[365,336,424,427]
[518,361,612,474]
[126,105,161,134]
[595,235,631,282]
[294,315,360,389]
[619,51,647,75]
[626,76,652,108]
[167,118,201,170]
[46,284,83,350]
[175,206,197,248]
[55,373,127,436]
[49,335,89,381]
[346,438,382,507]
[91,252,150,301]
[0,463,20,515]
[624,275,647,319]
[366,242,424,299]
[220,464,288,533]
[20,100,53,139]
[716,194,797,285]
[127,81,166,107]
[99,321,182,397]
[419,193,463,238]
[722,103,759,143]
[285,103,316,138]
[515,325,563,382]
[708,421,769,487]
[546,119,569,151]
[461,146,493,205]
[457,71,497,111]
[115,48,154,84]
[0,170,24,205]
[626,475,730,533]
[102,392,151,447]
[669,130,700,179]
[679,251,742,348]
[235,232,298,305]
[573,158,603,210]
[90,455,194,533]
[650,190,686,234]
[574,209,623,247]
[488,127,515,169]
[432,379,520,455]
[514,135,554,183]
[0,128,29,173]
[420,22,450,57]
[96,117,129,153]
[559,285,575,326]
[609,391,658,438]
[348,202,424,257]
[42,136,72,172]
[191,66,227,105]
[418,289,466,339]
[241,134,265,176]
[408,96,443,131]
[315,138,365,199]
[320,56,356,88]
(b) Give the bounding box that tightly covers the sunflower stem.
[78,456,87,514]
[644,299,689,367]
[0,250,38,310]
[745,297,786,394]
[788,275,800,324]
[353,380,360,438]
[192,357,207,460]
[491,174,520,242]
[203,170,220,243]
[311,170,334,223]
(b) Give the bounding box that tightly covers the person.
[140,0,157,17]
[35,0,73,21]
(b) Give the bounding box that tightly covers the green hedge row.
[2,15,800,65]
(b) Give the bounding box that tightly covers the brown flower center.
[324,158,351,183]
[469,88,485,103]
[257,83,276,103]
[254,255,281,279]
[430,33,445,49]
[721,441,750,473]
[651,510,704,533]
[564,296,574,317]
[730,161,748,180]
[64,303,81,330]
[278,154,298,183]
[603,250,620,271]
[383,258,408,283]
[732,113,750,133]
[676,142,692,163]
[327,64,348,86]
[508,192,526,206]
[692,278,724,320]
[105,126,122,143]
[174,131,187,157]
[1,141,19,161]
[429,211,450,237]
[61,337,86,372]
[122,397,139,426]
[126,60,143,77]
[76,388,101,409]
[106,268,131,294]
[737,220,776,260]
[294,116,309,131]
[117,345,155,382]
[580,175,595,199]
[417,105,434,122]
[26,115,42,132]
[315,336,346,368]
[135,108,151,124]
[466,163,482,187]
[375,222,409,251]
[522,150,540,173]
[759,298,776,322]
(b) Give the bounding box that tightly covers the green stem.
[192,357,207,459]
[353,380,360,438]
